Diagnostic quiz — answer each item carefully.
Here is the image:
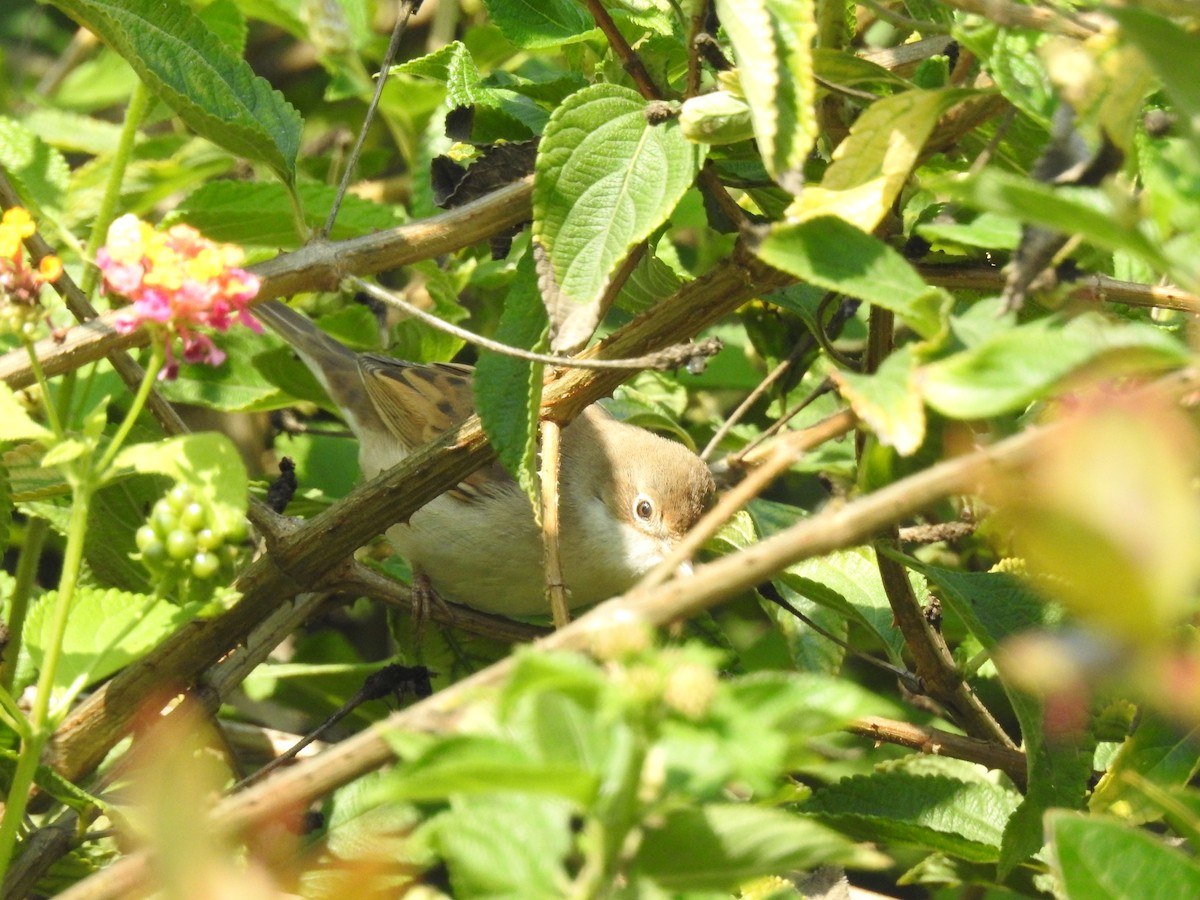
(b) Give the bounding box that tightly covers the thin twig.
[232,663,431,791]
[334,561,547,643]
[581,0,660,98]
[539,421,571,628]
[730,379,835,468]
[920,265,1200,315]
[320,0,419,238]
[701,337,810,461]
[936,0,1101,39]
[858,0,952,34]
[813,75,882,103]
[848,715,1026,788]
[685,0,711,97]
[761,582,920,689]
[349,275,722,372]
[897,520,976,544]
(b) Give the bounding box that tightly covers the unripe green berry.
[151,500,178,537]
[180,502,207,532]
[225,518,248,543]
[166,484,193,512]
[191,551,220,579]
[165,529,197,561]
[195,528,222,551]
[140,539,167,571]
[135,525,159,552]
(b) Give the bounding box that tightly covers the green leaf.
[112,432,248,536]
[432,793,572,899]
[918,212,1022,251]
[156,327,286,413]
[389,40,484,109]
[19,108,127,157]
[165,180,400,248]
[197,0,247,57]
[920,313,1188,419]
[1091,714,1200,823]
[613,249,684,314]
[788,88,973,231]
[0,116,70,223]
[86,473,171,593]
[807,768,1022,863]
[385,735,598,804]
[0,382,52,443]
[775,546,911,666]
[902,556,1091,876]
[533,83,705,351]
[475,251,548,503]
[25,587,192,690]
[481,0,596,49]
[943,169,1177,279]
[954,24,1054,127]
[636,804,886,891]
[900,559,1064,649]
[713,0,817,193]
[756,216,947,340]
[1111,8,1200,162]
[1049,812,1200,900]
[49,0,302,184]
[832,346,926,456]
[40,439,86,468]
[0,746,106,813]
[0,461,11,552]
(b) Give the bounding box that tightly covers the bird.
[255,298,716,617]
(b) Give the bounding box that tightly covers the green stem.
[80,82,150,297]
[96,345,164,479]
[0,464,95,882]
[0,684,30,737]
[0,517,50,693]
[23,338,62,439]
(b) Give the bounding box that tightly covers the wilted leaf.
[788,89,972,231]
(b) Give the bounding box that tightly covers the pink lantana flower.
[98,215,261,379]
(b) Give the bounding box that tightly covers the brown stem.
[920,264,1200,315]
[936,0,1101,39]
[848,715,1026,788]
[540,420,571,628]
[876,541,1015,747]
[685,0,711,97]
[581,0,661,100]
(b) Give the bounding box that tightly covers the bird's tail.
[255,299,379,433]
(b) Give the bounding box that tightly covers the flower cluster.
[98,214,261,379]
[0,207,62,336]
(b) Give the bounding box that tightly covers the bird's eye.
[633,494,655,521]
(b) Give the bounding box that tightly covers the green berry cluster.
[135,484,245,582]
[0,301,43,338]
